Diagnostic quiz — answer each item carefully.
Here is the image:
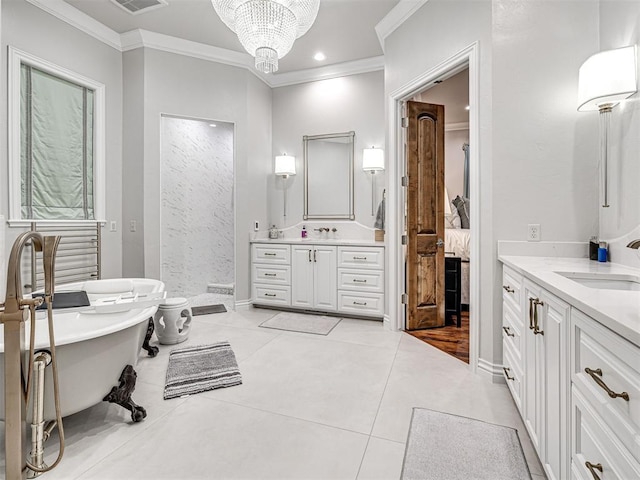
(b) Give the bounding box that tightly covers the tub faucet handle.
[627,239,640,249]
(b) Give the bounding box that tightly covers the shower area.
[160,115,235,311]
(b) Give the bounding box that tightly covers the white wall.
[271,71,385,229]
[123,48,271,303]
[384,0,600,372]
[598,1,640,268]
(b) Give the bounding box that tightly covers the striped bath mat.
[164,342,242,400]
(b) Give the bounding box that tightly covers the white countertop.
[251,238,385,247]
[499,256,640,346]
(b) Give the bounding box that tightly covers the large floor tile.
[80,396,369,480]
[326,318,403,350]
[202,334,397,434]
[357,436,405,480]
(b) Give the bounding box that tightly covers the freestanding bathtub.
[0,278,165,421]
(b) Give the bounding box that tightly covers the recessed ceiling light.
[209,123,217,127]
[314,52,326,62]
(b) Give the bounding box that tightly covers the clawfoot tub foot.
[103,365,148,423]
[142,317,159,357]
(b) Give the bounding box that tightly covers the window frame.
[8,46,106,225]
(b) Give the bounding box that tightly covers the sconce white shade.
[275,155,296,176]
[578,45,638,111]
[362,147,385,172]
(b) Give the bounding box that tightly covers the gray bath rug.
[164,342,242,400]
[259,311,341,335]
[191,304,227,316]
[401,408,531,480]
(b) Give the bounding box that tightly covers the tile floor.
[1,307,546,479]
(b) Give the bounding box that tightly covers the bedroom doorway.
[404,68,471,363]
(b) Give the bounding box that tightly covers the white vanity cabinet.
[291,244,337,311]
[500,257,640,480]
[251,241,384,319]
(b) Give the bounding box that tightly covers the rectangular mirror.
[303,131,355,220]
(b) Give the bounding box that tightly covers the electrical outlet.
[109,221,117,232]
[130,220,137,233]
[254,221,259,231]
[527,224,541,241]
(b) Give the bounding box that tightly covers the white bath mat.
[164,342,242,400]
[259,311,341,335]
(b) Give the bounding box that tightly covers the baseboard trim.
[235,299,252,310]
[477,358,506,384]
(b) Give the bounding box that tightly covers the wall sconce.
[275,154,296,219]
[578,45,637,207]
[363,147,385,216]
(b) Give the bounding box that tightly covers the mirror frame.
[303,131,355,220]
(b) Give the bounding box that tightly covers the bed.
[445,228,470,305]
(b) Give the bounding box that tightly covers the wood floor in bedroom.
[406,311,469,363]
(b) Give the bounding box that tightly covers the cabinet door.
[291,246,314,308]
[313,246,337,310]
[523,279,543,456]
[539,289,569,480]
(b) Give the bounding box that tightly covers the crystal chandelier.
[211,0,320,74]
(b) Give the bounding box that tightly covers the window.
[8,47,105,224]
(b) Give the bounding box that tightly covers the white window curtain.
[20,64,94,220]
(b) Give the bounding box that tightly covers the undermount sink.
[555,271,640,291]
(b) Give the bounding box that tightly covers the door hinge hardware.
[401,176,409,187]
[401,293,408,304]
[401,117,409,128]
[401,235,408,245]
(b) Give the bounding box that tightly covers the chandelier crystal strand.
[211,0,320,73]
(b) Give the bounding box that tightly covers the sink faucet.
[627,239,640,249]
[1,231,60,480]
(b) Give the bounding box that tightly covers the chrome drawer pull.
[353,301,367,306]
[353,279,367,283]
[585,461,603,480]
[584,368,630,401]
[353,256,367,260]
[264,293,277,297]
[264,273,277,277]
[502,285,514,293]
[264,253,277,256]
[502,326,515,337]
[503,367,515,381]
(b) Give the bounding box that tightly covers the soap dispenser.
[269,225,279,239]
[301,225,307,238]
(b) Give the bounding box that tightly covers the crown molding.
[25,0,122,50]
[25,0,385,88]
[375,0,429,52]
[445,122,470,132]
[268,56,385,88]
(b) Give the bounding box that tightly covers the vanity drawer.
[571,386,640,479]
[252,265,290,285]
[571,308,640,463]
[502,301,524,366]
[253,285,291,307]
[252,244,290,265]
[502,341,524,416]
[337,247,384,270]
[338,291,384,317]
[502,265,522,314]
[338,268,383,293]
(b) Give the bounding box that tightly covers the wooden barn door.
[405,101,445,330]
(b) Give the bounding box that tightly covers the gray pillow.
[452,195,470,229]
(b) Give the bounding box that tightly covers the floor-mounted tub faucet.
[1,231,61,480]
